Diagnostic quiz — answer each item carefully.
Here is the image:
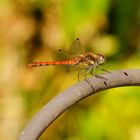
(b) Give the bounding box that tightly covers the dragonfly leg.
[78,67,89,82]
[78,69,86,82]
[65,65,71,72]
[96,65,111,73]
[91,65,108,80]
[84,66,94,79]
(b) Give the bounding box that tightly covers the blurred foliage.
[0,0,140,140]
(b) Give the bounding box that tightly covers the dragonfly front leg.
[91,64,108,80]
[96,65,111,73]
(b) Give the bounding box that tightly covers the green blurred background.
[0,0,140,140]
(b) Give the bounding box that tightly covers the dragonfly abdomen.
[27,59,77,68]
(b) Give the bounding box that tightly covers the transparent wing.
[56,38,84,60]
[68,38,85,57]
[55,49,69,61]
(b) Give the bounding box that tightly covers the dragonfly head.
[96,54,105,65]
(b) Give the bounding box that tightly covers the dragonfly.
[27,38,108,81]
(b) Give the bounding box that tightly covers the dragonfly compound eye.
[97,54,105,65]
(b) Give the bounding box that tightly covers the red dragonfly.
[27,38,107,81]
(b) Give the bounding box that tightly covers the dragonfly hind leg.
[65,65,71,72]
[78,68,88,82]
[78,66,91,82]
[83,66,94,79]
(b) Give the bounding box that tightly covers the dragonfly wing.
[69,38,84,57]
[56,49,70,61]
[56,38,84,60]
